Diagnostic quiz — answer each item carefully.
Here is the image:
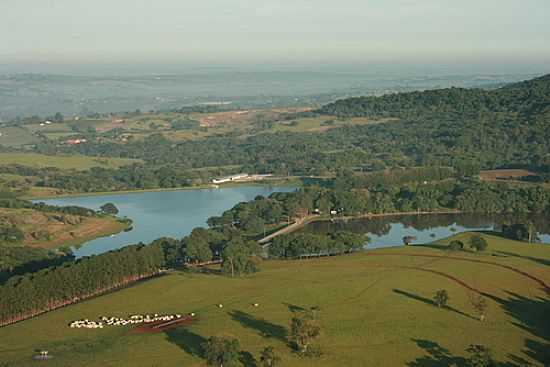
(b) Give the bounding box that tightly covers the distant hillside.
[318,74,550,118]
[313,74,550,171]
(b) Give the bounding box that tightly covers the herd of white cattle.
[69,313,186,329]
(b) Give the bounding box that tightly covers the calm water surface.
[302,213,550,249]
[37,185,296,257]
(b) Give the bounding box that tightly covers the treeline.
[0,243,164,327]
[269,231,366,259]
[333,166,462,191]
[0,245,71,284]
[211,180,550,229]
[0,163,240,193]
[207,192,296,235]
[0,226,266,326]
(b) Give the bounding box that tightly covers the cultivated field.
[0,233,548,366]
[1,108,396,148]
[0,153,141,170]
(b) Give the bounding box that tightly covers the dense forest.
[0,243,165,326]
[209,179,550,229]
[318,74,550,119]
[316,74,550,171]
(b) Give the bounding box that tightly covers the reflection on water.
[302,213,550,249]
[37,185,296,258]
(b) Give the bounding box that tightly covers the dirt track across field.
[364,252,550,293]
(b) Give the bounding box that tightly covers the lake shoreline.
[39,218,131,251]
[259,209,464,243]
[37,185,299,257]
[25,178,301,200]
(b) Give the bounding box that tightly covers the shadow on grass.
[181,267,224,276]
[407,339,467,367]
[412,243,450,251]
[482,291,550,366]
[240,351,257,367]
[230,310,287,343]
[393,289,477,320]
[494,250,550,267]
[164,328,206,359]
[407,339,530,367]
[282,302,305,313]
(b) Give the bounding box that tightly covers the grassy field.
[0,126,40,147]
[0,233,548,366]
[0,153,141,170]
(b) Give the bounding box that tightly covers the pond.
[37,185,296,258]
[301,213,550,249]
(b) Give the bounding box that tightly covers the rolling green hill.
[0,233,548,366]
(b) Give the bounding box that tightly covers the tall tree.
[202,336,242,367]
[100,202,119,215]
[185,237,213,264]
[466,345,494,367]
[260,346,281,367]
[470,235,488,252]
[221,238,260,277]
[434,290,449,308]
[290,308,322,356]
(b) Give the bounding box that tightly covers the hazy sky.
[1,0,549,72]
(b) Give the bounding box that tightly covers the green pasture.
[0,126,40,147]
[0,153,141,170]
[0,233,548,366]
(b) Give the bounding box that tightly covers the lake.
[301,213,550,249]
[37,185,296,257]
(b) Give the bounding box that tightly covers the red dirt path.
[129,316,195,334]
[364,253,549,293]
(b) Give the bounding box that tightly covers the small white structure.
[212,173,249,184]
[45,120,52,125]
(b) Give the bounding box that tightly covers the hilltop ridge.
[318,73,550,118]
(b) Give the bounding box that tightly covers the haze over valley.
[1,1,549,367]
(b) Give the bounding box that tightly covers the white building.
[212,173,249,184]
